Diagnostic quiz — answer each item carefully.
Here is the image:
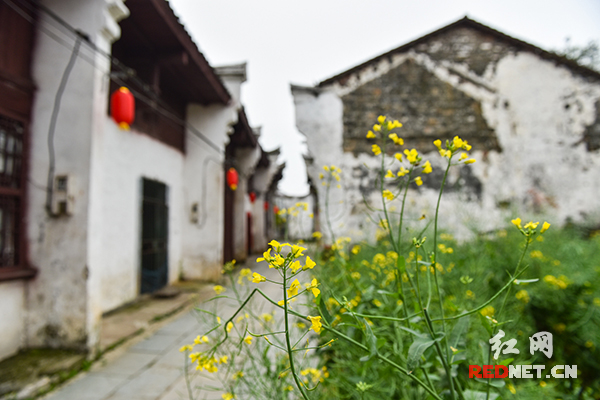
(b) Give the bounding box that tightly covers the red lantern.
[273,206,279,214]
[264,201,269,211]
[249,192,256,203]
[110,87,135,130]
[226,168,238,191]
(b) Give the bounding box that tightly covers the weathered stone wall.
[342,58,500,156]
[293,24,600,243]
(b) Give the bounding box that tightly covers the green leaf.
[474,377,505,388]
[397,256,406,273]
[498,357,514,366]
[399,326,425,337]
[316,293,333,325]
[463,389,499,400]
[449,315,470,349]
[478,312,493,336]
[358,317,378,362]
[513,278,539,285]
[406,332,444,372]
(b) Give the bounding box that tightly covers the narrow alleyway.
[41,257,281,400]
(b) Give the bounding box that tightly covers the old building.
[292,17,600,242]
[0,0,277,362]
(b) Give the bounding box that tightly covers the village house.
[0,0,281,362]
[292,17,600,243]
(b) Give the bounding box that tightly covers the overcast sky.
[168,0,600,196]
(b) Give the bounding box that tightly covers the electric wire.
[44,34,82,214]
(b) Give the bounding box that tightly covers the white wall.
[293,50,600,243]
[24,0,121,351]
[274,195,315,241]
[92,122,185,313]
[0,281,25,360]
[181,103,236,281]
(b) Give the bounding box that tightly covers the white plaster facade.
[250,150,284,251]
[0,0,257,361]
[292,20,600,244]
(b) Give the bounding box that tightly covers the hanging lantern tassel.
[110,87,135,130]
[226,168,238,191]
[249,192,256,203]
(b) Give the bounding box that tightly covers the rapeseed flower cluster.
[511,218,551,238]
[320,164,342,188]
[433,136,475,163]
[367,115,433,188]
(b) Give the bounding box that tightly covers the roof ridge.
[318,16,600,87]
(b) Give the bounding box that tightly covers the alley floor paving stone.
[41,258,281,400]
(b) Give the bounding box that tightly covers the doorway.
[140,178,168,294]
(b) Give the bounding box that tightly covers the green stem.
[282,267,310,400]
[396,169,412,249]
[431,156,456,398]
[485,237,530,400]
[423,308,460,400]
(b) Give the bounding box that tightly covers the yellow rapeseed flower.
[394,153,402,162]
[397,167,409,177]
[372,144,382,156]
[385,169,394,178]
[373,124,381,132]
[439,149,452,158]
[511,218,522,229]
[256,248,272,262]
[480,305,495,317]
[414,177,423,186]
[272,254,286,268]
[268,239,284,252]
[312,231,322,239]
[179,345,193,352]
[433,139,442,150]
[292,244,307,257]
[389,133,404,145]
[404,148,419,164]
[464,158,476,164]
[366,130,376,138]
[244,336,253,345]
[226,322,233,333]
[307,316,322,334]
[459,153,468,161]
[453,136,464,149]
[261,313,273,323]
[304,256,316,270]
[516,289,530,303]
[287,279,301,298]
[252,272,266,283]
[540,221,551,233]
[422,160,432,174]
[306,278,320,297]
[377,115,386,124]
[382,190,394,201]
[213,285,226,295]
[290,260,302,273]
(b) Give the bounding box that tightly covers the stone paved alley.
[40,258,281,400]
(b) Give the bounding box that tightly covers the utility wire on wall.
[44,33,83,214]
